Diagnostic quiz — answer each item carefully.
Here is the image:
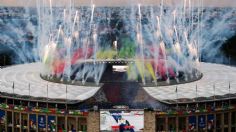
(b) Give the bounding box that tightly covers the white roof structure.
[0,62,236,102]
[0,63,100,100]
[144,63,236,101]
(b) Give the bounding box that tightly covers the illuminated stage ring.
[42,59,203,87]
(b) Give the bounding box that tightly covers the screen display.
[112,65,128,72]
[100,110,144,131]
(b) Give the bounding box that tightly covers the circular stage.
[0,62,236,103]
[41,59,202,87]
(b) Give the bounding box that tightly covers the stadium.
[0,0,236,131]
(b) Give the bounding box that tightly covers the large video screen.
[100,110,144,132]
